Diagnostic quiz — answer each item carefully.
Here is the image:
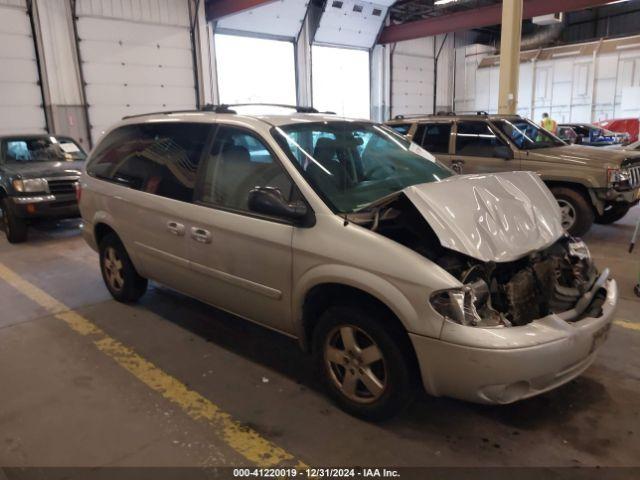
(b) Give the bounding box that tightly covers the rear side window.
[455,121,508,158]
[197,126,294,212]
[419,123,451,154]
[389,123,411,135]
[87,123,211,203]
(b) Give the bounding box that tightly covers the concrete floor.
[0,208,639,472]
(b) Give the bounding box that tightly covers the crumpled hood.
[403,171,564,263]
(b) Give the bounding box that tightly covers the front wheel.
[595,204,631,225]
[312,304,415,421]
[550,187,594,237]
[99,233,148,303]
[1,199,28,244]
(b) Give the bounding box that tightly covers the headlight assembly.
[607,168,632,190]
[430,279,505,328]
[12,178,49,194]
[567,237,591,261]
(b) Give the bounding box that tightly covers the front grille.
[629,166,640,188]
[47,177,78,195]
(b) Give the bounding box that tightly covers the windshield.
[4,136,86,163]
[492,118,566,150]
[273,122,452,213]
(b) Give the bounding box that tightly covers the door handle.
[191,227,212,244]
[166,221,185,236]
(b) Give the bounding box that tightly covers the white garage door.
[75,0,196,144]
[0,0,47,135]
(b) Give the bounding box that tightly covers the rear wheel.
[550,187,594,237]
[595,204,631,225]
[1,199,28,244]
[99,233,147,303]
[312,304,415,421]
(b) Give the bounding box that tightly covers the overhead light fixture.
[434,0,459,5]
[616,42,640,50]
[605,0,629,4]
[552,50,581,58]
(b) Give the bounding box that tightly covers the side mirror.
[248,187,309,224]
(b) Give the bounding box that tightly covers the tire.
[99,233,147,303]
[312,304,415,421]
[1,198,28,244]
[595,204,631,225]
[550,187,594,237]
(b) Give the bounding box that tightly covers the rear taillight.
[75,182,82,202]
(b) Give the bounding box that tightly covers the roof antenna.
[343,213,349,226]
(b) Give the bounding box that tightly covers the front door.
[451,120,516,174]
[185,125,296,333]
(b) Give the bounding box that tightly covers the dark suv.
[0,135,86,243]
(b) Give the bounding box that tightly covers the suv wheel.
[550,187,594,237]
[595,204,631,225]
[99,233,148,303]
[1,199,28,244]
[312,304,415,421]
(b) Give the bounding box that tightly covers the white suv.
[79,105,617,420]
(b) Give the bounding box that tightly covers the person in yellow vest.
[540,112,558,134]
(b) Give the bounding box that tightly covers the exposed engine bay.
[350,195,603,327]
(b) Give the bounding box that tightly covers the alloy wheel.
[558,199,577,231]
[324,325,387,404]
[103,246,124,292]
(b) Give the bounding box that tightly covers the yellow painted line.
[615,319,640,332]
[0,263,306,468]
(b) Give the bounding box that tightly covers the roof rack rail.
[120,103,335,121]
[122,104,236,120]
[224,103,322,114]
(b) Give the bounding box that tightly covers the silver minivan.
[79,107,618,420]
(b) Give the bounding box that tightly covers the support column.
[497,0,523,114]
[31,0,90,148]
[295,15,313,107]
[295,3,321,108]
[371,44,391,122]
[191,0,215,106]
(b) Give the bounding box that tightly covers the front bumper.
[595,187,640,206]
[7,193,80,220]
[410,275,617,404]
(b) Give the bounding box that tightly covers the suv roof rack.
[225,103,327,114]
[122,103,332,121]
[122,104,235,120]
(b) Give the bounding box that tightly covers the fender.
[293,263,431,345]
[90,211,147,277]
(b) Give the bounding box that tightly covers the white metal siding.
[391,38,434,118]
[216,0,309,39]
[0,1,47,134]
[75,0,195,143]
[315,0,393,49]
[456,37,640,123]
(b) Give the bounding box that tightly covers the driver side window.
[455,121,510,158]
[197,126,294,212]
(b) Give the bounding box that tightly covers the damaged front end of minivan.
[349,171,611,329]
[348,171,616,404]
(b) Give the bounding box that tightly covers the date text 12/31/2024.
[233,468,401,478]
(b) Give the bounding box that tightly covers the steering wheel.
[364,164,394,180]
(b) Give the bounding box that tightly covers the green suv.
[387,114,640,236]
